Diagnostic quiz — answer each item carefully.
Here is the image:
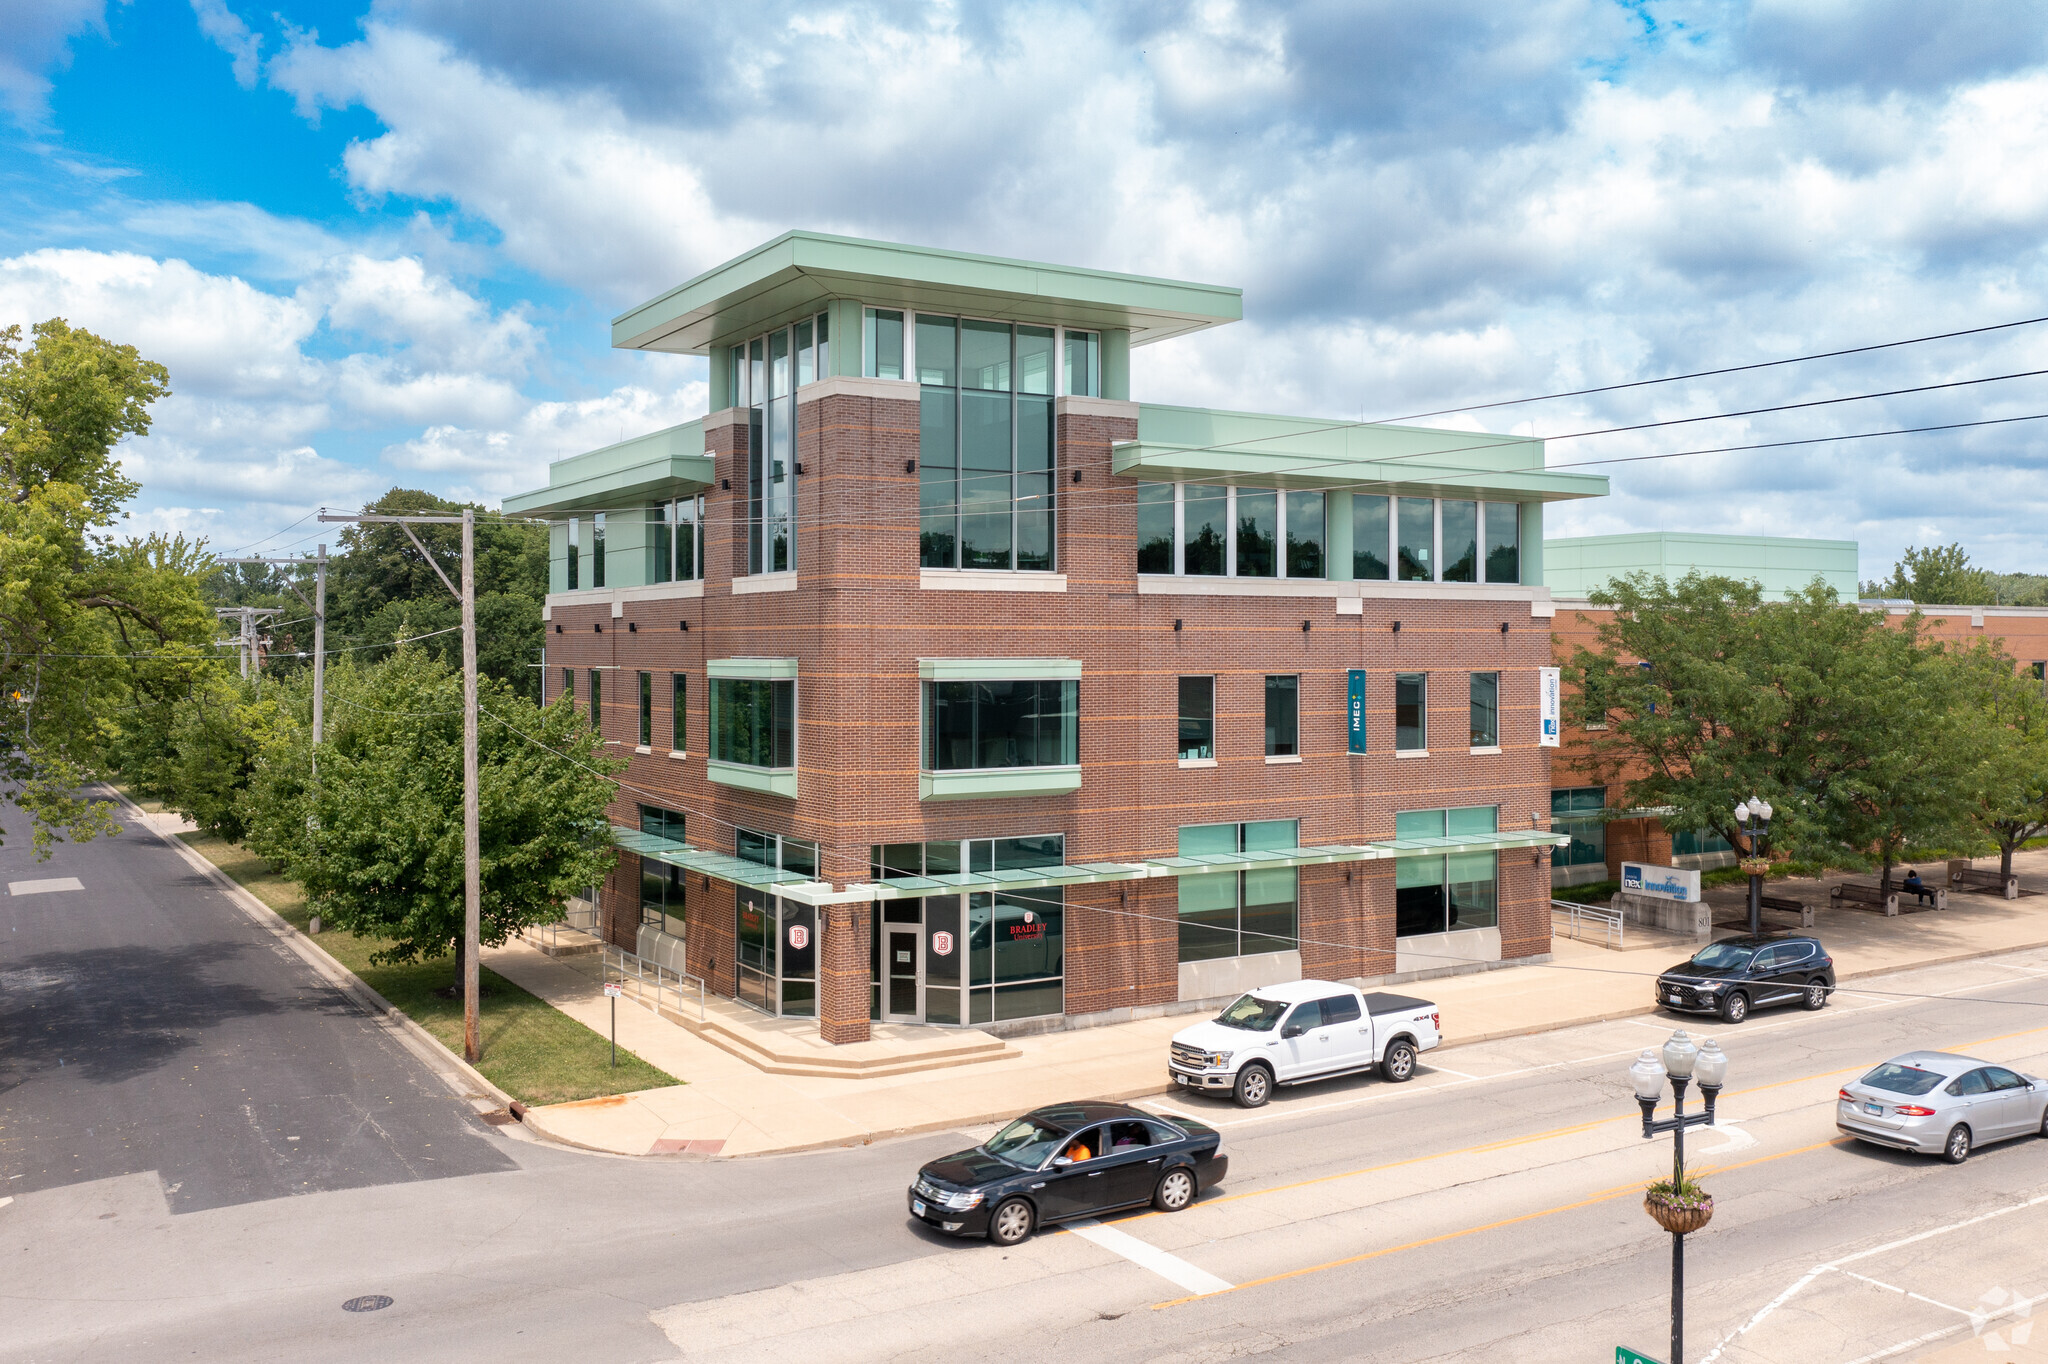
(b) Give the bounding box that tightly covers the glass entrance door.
[736,890,776,1012]
[884,929,921,1021]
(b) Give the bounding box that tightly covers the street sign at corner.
[1616,1348,1664,1364]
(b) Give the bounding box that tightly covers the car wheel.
[2039,1106,2048,1139]
[1802,978,1829,1011]
[1383,1040,1418,1083]
[988,1197,1035,1246]
[1943,1124,1972,1165]
[1232,1064,1272,1108]
[1719,991,1750,1024]
[1153,1168,1196,1213]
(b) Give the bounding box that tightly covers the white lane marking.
[1698,1120,1757,1155]
[1422,1063,1481,1080]
[1065,1218,1233,1296]
[9,878,82,896]
[1700,1190,2048,1363]
[0,1196,11,1210]
[1829,1267,1973,1317]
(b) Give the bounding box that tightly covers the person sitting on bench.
[1902,869,1932,905]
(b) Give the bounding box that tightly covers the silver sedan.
[1836,1051,2048,1163]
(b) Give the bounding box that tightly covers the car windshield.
[983,1117,1068,1167]
[1689,943,1755,971]
[1859,1063,1945,1096]
[1215,994,1289,1032]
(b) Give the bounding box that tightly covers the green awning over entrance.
[614,825,1568,907]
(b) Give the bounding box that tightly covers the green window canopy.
[614,824,1566,907]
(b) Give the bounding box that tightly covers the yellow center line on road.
[1148,1137,1852,1310]
[1110,1017,2048,1233]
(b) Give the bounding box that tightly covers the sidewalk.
[501,849,2048,1159]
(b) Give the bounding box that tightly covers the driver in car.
[1063,1135,1093,1163]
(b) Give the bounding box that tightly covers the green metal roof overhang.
[504,421,712,517]
[613,825,1569,907]
[611,231,1243,355]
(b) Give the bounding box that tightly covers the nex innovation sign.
[1621,862,1701,903]
[1539,666,1561,748]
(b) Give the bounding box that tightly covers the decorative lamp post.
[1633,1032,1726,1364]
[1735,797,1774,935]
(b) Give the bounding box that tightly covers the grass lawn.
[173,828,678,1105]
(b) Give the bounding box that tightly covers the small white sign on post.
[1621,862,1702,903]
[603,981,623,999]
[1538,667,1561,748]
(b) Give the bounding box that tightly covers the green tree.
[1956,643,2048,880]
[1568,574,1988,889]
[0,319,214,850]
[241,648,620,989]
[1878,543,1994,607]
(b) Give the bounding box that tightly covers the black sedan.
[1655,934,1836,1023]
[908,1101,1228,1246]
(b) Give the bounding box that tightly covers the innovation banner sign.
[1539,666,1561,747]
[1347,669,1368,753]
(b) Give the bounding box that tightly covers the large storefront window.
[1395,807,1499,936]
[711,677,795,769]
[1176,821,1300,963]
[646,495,705,583]
[725,314,827,576]
[637,804,686,937]
[734,830,820,1018]
[1134,484,1326,580]
[870,835,1066,1025]
[1551,787,1607,870]
[918,316,1056,572]
[923,679,1077,770]
[1334,495,1520,584]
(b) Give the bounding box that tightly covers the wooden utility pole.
[213,605,284,679]
[222,551,328,752]
[317,509,481,1062]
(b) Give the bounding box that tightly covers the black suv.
[1655,935,1835,1024]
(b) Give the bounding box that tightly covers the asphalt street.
[0,795,512,1214]
[4,804,2048,1363]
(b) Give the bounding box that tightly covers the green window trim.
[919,766,1082,802]
[708,760,799,800]
[709,657,800,680]
[917,657,1082,681]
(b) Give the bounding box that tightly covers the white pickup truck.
[1167,979,1442,1108]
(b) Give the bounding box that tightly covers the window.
[1441,501,1477,582]
[711,678,795,769]
[566,517,579,590]
[1469,672,1499,748]
[1137,483,1174,574]
[588,669,602,730]
[1064,329,1099,397]
[748,327,796,574]
[638,671,653,747]
[1395,673,1426,751]
[671,673,687,753]
[1178,676,1214,761]
[736,829,821,1017]
[1285,491,1324,578]
[560,668,573,706]
[918,316,1056,572]
[1176,820,1300,962]
[1353,494,1390,580]
[1397,498,1434,580]
[1264,675,1298,757]
[1394,807,1498,936]
[2033,661,2046,695]
[1485,502,1520,583]
[1320,993,1362,1025]
[1672,828,1733,856]
[870,835,1067,1024]
[638,805,686,937]
[647,495,705,583]
[923,680,1078,770]
[590,512,606,589]
[864,308,904,379]
[1135,484,1327,580]
[1551,787,1607,869]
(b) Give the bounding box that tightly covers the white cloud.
[0,0,106,126]
[189,0,260,89]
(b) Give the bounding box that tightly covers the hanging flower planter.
[1738,857,1770,876]
[1644,1181,1714,1234]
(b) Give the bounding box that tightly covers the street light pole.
[318,507,481,1063]
[1631,1031,1728,1364]
[1734,796,1774,936]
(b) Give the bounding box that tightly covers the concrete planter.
[1644,1192,1714,1235]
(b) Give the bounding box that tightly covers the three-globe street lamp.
[1735,797,1774,935]
[1631,1030,1728,1364]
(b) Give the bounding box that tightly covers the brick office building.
[508,232,1603,1045]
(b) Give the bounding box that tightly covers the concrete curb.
[104,789,551,1146]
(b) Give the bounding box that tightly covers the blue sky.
[5,1,2048,577]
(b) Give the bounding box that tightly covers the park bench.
[1831,880,1945,915]
[1758,894,1815,929]
[1947,860,2021,899]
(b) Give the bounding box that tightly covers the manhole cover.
[342,1295,393,1313]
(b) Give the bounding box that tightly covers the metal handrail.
[1553,898,1625,949]
[603,943,706,1023]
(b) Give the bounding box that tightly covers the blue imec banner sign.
[1347,669,1368,753]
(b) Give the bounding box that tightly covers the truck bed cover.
[1362,992,1434,1015]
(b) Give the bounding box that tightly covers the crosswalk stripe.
[1065,1218,1233,1296]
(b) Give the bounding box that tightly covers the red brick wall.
[549,387,1556,1037]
